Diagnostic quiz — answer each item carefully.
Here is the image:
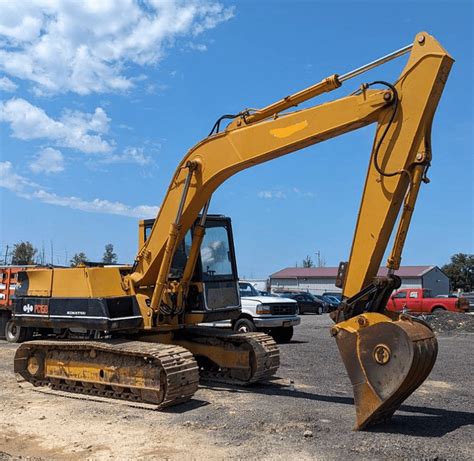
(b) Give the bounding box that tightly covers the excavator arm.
[123,32,452,430]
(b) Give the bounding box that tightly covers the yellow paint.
[270,120,308,138]
[336,312,391,332]
[45,359,152,388]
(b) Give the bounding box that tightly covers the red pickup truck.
[387,288,469,314]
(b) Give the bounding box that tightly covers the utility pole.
[4,245,9,265]
[315,250,321,268]
[315,250,326,268]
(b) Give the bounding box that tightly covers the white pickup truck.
[203,281,300,343]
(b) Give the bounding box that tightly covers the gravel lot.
[1,314,473,460]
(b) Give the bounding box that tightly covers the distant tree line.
[3,241,118,267]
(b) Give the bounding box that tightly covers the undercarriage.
[14,328,280,408]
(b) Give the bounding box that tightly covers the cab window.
[169,231,192,278]
[144,224,152,242]
[200,225,233,279]
[393,291,407,299]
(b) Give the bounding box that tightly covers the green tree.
[442,253,474,292]
[11,241,37,265]
[102,243,117,264]
[70,252,88,267]
[302,255,314,268]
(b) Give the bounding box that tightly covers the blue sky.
[0,0,472,278]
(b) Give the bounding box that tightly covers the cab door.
[199,217,240,311]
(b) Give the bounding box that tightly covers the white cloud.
[0,0,234,95]
[32,190,159,218]
[257,190,287,200]
[187,43,208,52]
[0,76,17,92]
[257,188,315,200]
[0,160,158,218]
[102,147,152,166]
[293,187,315,198]
[0,98,112,153]
[30,147,65,174]
[0,160,38,193]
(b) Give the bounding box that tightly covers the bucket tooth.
[334,313,437,430]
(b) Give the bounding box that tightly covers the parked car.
[387,288,469,314]
[323,292,342,301]
[280,292,328,314]
[314,294,339,312]
[202,282,300,343]
[323,295,341,306]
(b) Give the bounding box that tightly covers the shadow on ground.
[201,380,474,437]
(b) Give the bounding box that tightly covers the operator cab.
[140,215,240,313]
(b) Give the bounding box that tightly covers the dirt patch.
[417,380,454,395]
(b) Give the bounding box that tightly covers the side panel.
[19,267,128,299]
[51,268,91,297]
[12,296,142,331]
[87,267,128,297]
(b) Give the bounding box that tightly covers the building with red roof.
[269,265,449,296]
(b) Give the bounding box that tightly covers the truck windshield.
[239,283,260,297]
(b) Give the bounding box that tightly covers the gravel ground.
[424,311,474,333]
[0,314,473,460]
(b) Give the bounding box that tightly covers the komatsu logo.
[23,304,34,313]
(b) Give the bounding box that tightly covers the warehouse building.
[269,265,450,297]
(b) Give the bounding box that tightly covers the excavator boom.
[129,32,452,315]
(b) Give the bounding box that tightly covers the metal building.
[269,265,450,297]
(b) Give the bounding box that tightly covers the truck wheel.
[432,307,446,314]
[233,318,257,334]
[5,321,31,343]
[271,326,294,344]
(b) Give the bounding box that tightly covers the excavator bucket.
[332,312,437,430]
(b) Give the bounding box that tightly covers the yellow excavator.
[12,32,453,430]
